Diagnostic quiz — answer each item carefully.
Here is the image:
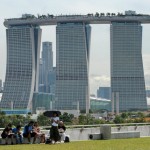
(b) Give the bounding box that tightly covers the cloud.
[90,74,110,94]
[90,74,110,82]
[143,54,150,75]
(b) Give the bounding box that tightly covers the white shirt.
[51,117,59,126]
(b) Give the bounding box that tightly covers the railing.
[1,122,150,131]
[40,122,150,129]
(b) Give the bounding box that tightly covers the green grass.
[1,138,150,150]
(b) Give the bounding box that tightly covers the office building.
[0,25,42,113]
[97,87,111,100]
[32,92,55,113]
[41,42,53,93]
[48,67,56,94]
[0,79,2,92]
[110,21,147,111]
[39,58,44,85]
[90,96,111,112]
[146,89,150,97]
[55,23,91,111]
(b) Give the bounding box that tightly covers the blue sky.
[0,0,150,94]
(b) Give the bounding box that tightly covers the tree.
[121,112,128,119]
[78,114,95,125]
[78,114,86,125]
[95,12,99,17]
[137,112,144,118]
[37,114,50,126]
[114,115,124,124]
[0,110,6,116]
[60,112,74,125]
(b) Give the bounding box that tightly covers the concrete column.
[11,101,13,110]
[100,125,111,140]
[111,92,114,114]
[86,86,89,114]
[77,101,79,111]
[50,101,52,110]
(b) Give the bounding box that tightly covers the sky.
[0,0,150,95]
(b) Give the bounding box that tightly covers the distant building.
[0,79,2,92]
[90,96,111,112]
[42,42,53,72]
[146,90,150,97]
[97,87,111,100]
[42,42,53,93]
[0,93,2,102]
[39,58,44,85]
[48,67,56,94]
[32,92,55,113]
[3,82,5,90]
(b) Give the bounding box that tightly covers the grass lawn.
[1,137,150,150]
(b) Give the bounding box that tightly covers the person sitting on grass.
[12,125,23,144]
[23,121,37,144]
[1,123,13,144]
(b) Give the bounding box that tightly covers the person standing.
[50,112,60,143]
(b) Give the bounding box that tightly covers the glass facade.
[0,26,42,112]
[55,23,91,111]
[97,87,111,99]
[32,92,55,113]
[110,22,147,111]
[41,42,53,93]
[90,97,111,112]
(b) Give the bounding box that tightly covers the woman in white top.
[50,112,60,143]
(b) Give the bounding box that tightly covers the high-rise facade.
[38,58,45,92]
[41,42,53,93]
[0,26,42,112]
[55,23,91,111]
[110,22,147,111]
[0,79,2,92]
[48,67,56,94]
[97,87,111,100]
[42,42,53,72]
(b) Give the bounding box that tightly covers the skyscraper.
[97,87,111,100]
[0,79,2,92]
[55,23,91,111]
[48,67,56,94]
[0,25,42,112]
[41,42,53,93]
[110,22,147,111]
[38,58,45,92]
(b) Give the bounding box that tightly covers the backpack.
[64,136,70,143]
[45,139,51,144]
